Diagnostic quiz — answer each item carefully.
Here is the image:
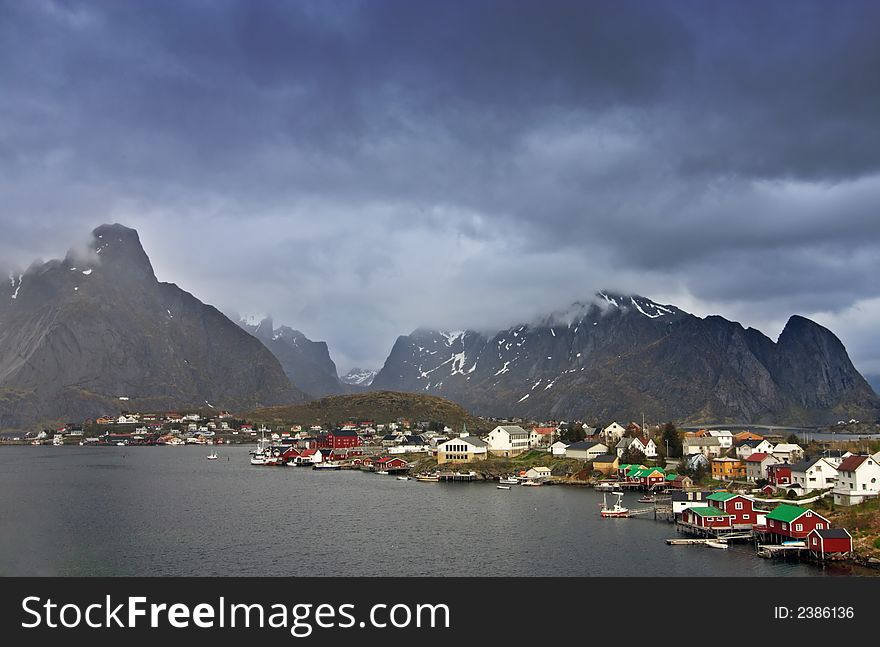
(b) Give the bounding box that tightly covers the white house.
[485,425,531,457]
[615,436,657,459]
[682,436,722,458]
[771,443,804,464]
[565,441,609,461]
[436,435,489,464]
[789,457,838,492]
[706,430,734,449]
[833,454,880,506]
[602,422,627,444]
[549,441,569,457]
[735,439,775,460]
[525,467,552,482]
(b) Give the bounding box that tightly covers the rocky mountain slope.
[0,224,306,429]
[238,316,345,398]
[371,292,880,425]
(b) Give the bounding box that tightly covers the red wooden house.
[807,528,853,559]
[281,447,301,462]
[764,504,830,541]
[316,429,362,450]
[767,463,792,486]
[680,506,733,529]
[375,456,410,472]
[705,492,767,527]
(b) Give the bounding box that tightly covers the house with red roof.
[832,454,880,506]
[373,456,410,473]
[745,452,776,482]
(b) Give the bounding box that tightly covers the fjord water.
[0,446,861,577]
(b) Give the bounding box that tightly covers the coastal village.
[6,409,880,571]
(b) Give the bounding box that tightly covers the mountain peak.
[87,223,155,282]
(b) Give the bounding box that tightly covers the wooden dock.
[757,544,807,559]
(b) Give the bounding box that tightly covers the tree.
[620,447,646,465]
[786,433,800,445]
[660,422,683,458]
[559,423,585,444]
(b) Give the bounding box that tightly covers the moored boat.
[600,492,630,518]
[498,476,519,485]
[706,540,728,549]
[497,485,511,490]
[416,474,440,482]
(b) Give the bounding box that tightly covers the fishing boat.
[600,492,630,518]
[498,476,519,485]
[497,485,511,490]
[416,474,440,482]
[313,461,341,470]
[249,452,266,466]
[521,480,543,486]
[207,451,218,460]
[706,540,728,550]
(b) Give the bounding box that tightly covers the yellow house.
[711,457,746,481]
[591,453,620,476]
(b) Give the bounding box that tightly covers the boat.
[497,485,511,490]
[521,480,543,486]
[416,474,440,482]
[498,477,519,485]
[313,462,341,470]
[250,452,267,466]
[207,451,218,460]
[376,470,389,475]
[706,540,729,550]
[600,492,630,518]
[638,494,655,503]
[397,476,409,481]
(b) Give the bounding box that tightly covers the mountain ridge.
[370,291,879,425]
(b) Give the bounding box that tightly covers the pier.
[438,471,478,482]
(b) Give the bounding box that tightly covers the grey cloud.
[1,0,880,374]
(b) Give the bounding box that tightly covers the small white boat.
[498,477,519,485]
[397,476,409,481]
[497,485,511,490]
[521,480,543,486]
[207,452,218,460]
[376,470,389,475]
[706,540,728,550]
[416,474,440,482]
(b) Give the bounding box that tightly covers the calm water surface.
[0,446,868,576]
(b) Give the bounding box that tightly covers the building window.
[795,524,803,532]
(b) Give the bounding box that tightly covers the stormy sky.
[2,0,880,376]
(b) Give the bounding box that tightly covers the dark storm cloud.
[2,0,880,373]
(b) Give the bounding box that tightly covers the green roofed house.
[764,504,831,541]
[681,505,733,529]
